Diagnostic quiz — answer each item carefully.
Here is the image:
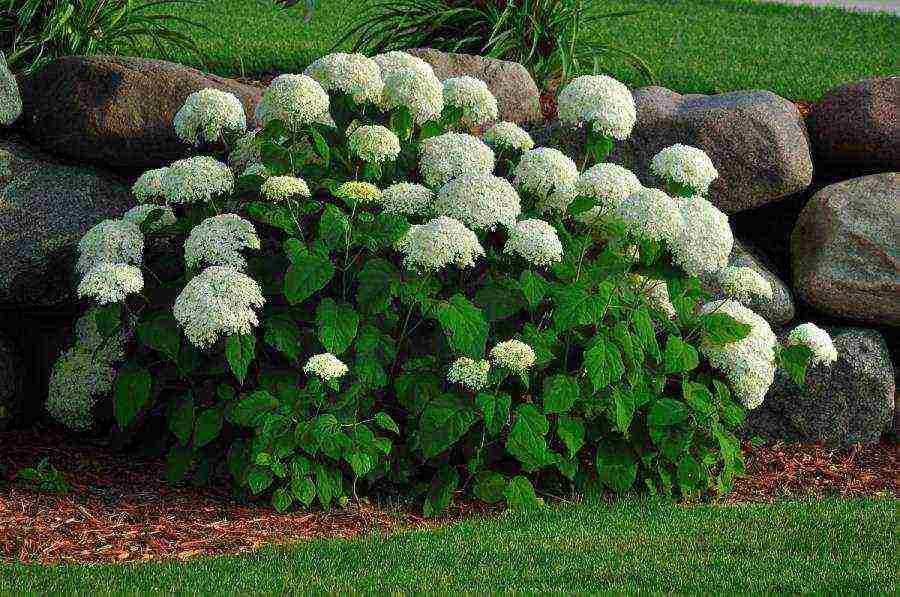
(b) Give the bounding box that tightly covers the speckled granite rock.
[18,56,262,171]
[702,238,795,326]
[408,48,543,125]
[744,327,895,447]
[0,330,21,430]
[791,173,899,326]
[808,76,899,171]
[0,136,133,306]
[0,52,22,127]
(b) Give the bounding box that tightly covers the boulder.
[408,48,543,125]
[0,330,21,430]
[0,52,22,126]
[0,137,133,306]
[808,76,899,172]
[703,238,795,326]
[744,328,895,447]
[791,173,899,326]
[18,56,263,171]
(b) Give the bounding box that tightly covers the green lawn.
[3,499,896,593]
[150,0,899,100]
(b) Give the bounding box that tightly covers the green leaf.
[613,386,636,436]
[357,258,398,314]
[596,443,637,495]
[683,381,716,416]
[632,307,661,361]
[168,394,195,447]
[476,392,511,436]
[584,335,624,392]
[662,335,699,374]
[93,304,122,338]
[309,126,330,164]
[165,445,192,483]
[316,299,359,355]
[567,195,597,216]
[264,316,302,362]
[552,284,600,331]
[390,107,414,141]
[314,464,341,508]
[319,204,350,249]
[226,334,255,385]
[700,313,752,344]
[374,412,400,434]
[519,270,549,308]
[542,375,580,414]
[506,404,557,471]
[345,451,373,477]
[475,279,524,322]
[136,319,180,362]
[272,487,293,512]
[433,294,489,358]
[677,454,704,493]
[418,394,478,459]
[284,251,334,304]
[778,344,814,386]
[292,476,316,506]
[504,476,543,510]
[648,398,691,427]
[424,466,458,518]
[473,471,507,503]
[228,391,279,427]
[193,407,224,448]
[248,467,274,495]
[114,367,152,429]
[557,415,585,458]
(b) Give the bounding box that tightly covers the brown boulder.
[408,48,543,125]
[18,56,262,171]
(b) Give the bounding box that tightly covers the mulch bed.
[2,426,896,565]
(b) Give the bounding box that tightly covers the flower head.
[700,299,777,410]
[184,214,260,271]
[46,347,116,431]
[255,74,330,132]
[334,181,381,203]
[173,266,265,349]
[161,156,234,204]
[573,163,643,224]
[304,352,349,381]
[419,132,495,188]
[348,124,401,164]
[261,176,311,202]
[557,75,635,139]
[382,67,444,124]
[304,52,384,104]
[434,173,521,231]
[615,187,684,245]
[373,51,435,78]
[0,52,22,126]
[717,266,773,304]
[650,144,718,195]
[132,168,168,202]
[670,196,733,278]
[483,121,534,152]
[379,182,435,216]
[447,357,491,391]
[76,219,144,275]
[490,340,536,373]
[77,263,144,305]
[174,88,247,146]
[229,129,263,172]
[443,76,499,127]
[628,274,677,318]
[785,323,838,366]
[513,147,579,202]
[395,216,484,272]
[122,204,177,231]
[503,219,563,267]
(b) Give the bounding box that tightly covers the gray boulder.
[18,56,263,171]
[745,328,895,447]
[0,137,133,306]
[791,173,899,326]
[0,330,21,430]
[408,48,543,125]
[0,52,22,126]
[808,76,899,171]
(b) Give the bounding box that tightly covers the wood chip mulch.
[1,426,896,565]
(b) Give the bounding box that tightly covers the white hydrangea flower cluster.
[700,299,777,410]
[381,67,445,125]
[670,196,733,277]
[77,262,144,305]
[433,173,521,232]
[229,129,263,172]
[132,168,168,202]
[447,357,491,391]
[334,181,381,203]
[628,274,677,318]
[173,88,247,146]
[0,52,22,126]
[785,323,838,366]
[373,51,435,78]
[0,148,11,180]
[161,156,235,204]
[573,163,643,225]
[442,76,499,127]
[615,187,685,245]
[123,204,177,231]
[503,219,564,268]
[304,52,384,104]
[419,133,495,188]
[379,182,435,216]
[395,216,485,272]
[76,219,144,275]
[261,176,311,202]
[557,75,636,140]
[717,266,773,304]
[650,144,719,195]
[483,121,534,152]
[173,266,265,349]
[255,74,331,132]
[348,124,401,164]
[184,214,260,271]
[513,147,579,203]
[489,340,536,373]
[303,352,349,381]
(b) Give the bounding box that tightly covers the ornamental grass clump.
[52,53,823,515]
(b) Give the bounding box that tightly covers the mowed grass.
[146,0,899,100]
[3,499,896,594]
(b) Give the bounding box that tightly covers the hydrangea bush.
[49,55,825,514]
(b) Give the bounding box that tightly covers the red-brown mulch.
[1,426,896,565]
